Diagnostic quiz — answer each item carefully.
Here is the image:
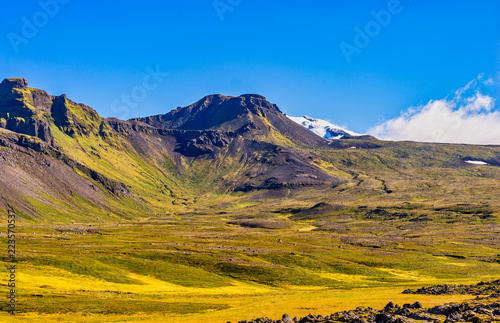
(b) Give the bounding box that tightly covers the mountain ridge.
[131,93,329,147]
[1,78,500,223]
[0,78,351,220]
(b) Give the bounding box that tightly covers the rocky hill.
[0,78,349,220]
[1,78,500,222]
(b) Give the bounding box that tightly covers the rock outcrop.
[236,281,500,323]
[236,300,500,323]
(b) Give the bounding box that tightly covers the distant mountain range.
[1,77,499,221]
[287,115,360,139]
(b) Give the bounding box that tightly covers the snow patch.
[465,160,488,165]
[287,115,359,139]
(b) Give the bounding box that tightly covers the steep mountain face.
[0,79,348,220]
[0,79,140,220]
[287,115,360,139]
[0,128,133,221]
[0,78,105,144]
[130,93,348,190]
[0,78,54,143]
[133,94,328,146]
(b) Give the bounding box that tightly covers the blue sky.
[1,0,499,138]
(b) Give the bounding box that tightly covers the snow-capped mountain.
[287,115,360,139]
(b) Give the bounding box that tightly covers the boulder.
[282,314,293,323]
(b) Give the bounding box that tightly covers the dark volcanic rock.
[0,78,26,109]
[51,94,73,129]
[365,208,389,218]
[281,314,293,323]
[236,297,500,323]
[130,93,346,190]
[0,78,55,143]
[383,302,396,312]
[132,93,328,147]
[1,78,28,90]
[134,94,280,131]
[174,130,232,157]
[288,202,345,220]
[403,280,500,297]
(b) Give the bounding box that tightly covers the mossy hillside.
[23,257,143,285]
[49,121,191,210]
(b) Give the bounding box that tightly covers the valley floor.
[1,207,499,322]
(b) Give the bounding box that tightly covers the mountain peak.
[132,93,326,147]
[133,93,285,132]
[1,78,28,90]
[202,93,267,100]
[239,93,267,100]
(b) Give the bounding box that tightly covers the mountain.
[287,115,360,139]
[130,94,348,191]
[1,77,500,223]
[133,94,329,146]
[0,79,349,220]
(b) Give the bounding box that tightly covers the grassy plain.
[1,188,499,322]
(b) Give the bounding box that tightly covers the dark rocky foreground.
[234,280,500,323]
[403,280,500,298]
[235,301,500,323]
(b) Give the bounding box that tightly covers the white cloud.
[369,75,500,145]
